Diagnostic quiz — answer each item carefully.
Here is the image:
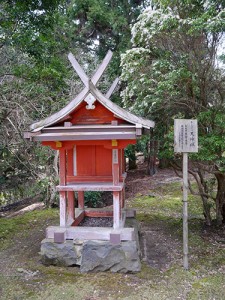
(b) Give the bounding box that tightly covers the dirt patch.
[125,161,181,199]
[201,223,225,244]
[125,161,183,270]
[139,224,182,270]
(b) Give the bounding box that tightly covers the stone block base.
[40,238,141,273]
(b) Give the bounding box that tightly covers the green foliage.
[121,1,225,225]
[121,0,225,119]
[84,191,102,208]
[197,110,225,164]
[125,136,150,164]
[65,0,147,82]
[0,0,63,51]
[0,0,149,208]
[125,144,136,162]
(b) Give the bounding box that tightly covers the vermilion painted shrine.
[25,50,155,245]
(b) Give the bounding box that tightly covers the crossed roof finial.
[27,50,155,132]
[68,50,119,99]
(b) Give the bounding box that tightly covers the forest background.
[0,0,225,227]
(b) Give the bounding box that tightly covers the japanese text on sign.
[174,119,198,153]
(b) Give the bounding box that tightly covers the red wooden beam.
[84,210,113,217]
[72,211,85,226]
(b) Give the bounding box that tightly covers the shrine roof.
[30,82,154,132]
[28,50,154,135]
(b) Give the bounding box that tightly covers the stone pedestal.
[40,219,141,273]
[41,238,141,273]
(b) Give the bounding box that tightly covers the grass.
[0,181,225,299]
[129,182,203,218]
[0,208,58,249]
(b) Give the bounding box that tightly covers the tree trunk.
[193,171,212,226]
[215,172,225,225]
[128,158,137,170]
[146,140,158,176]
[201,195,212,226]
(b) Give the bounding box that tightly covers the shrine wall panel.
[70,101,125,125]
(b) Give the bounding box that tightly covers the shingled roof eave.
[29,85,155,132]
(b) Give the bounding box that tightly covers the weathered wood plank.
[67,175,113,182]
[59,191,66,227]
[68,52,89,87]
[67,191,75,225]
[72,210,85,226]
[136,124,142,136]
[110,232,121,245]
[84,210,113,217]
[113,191,120,229]
[54,230,66,243]
[112,149,120,186]
[105,77,119,99]
[42,125,136,132]
[33,132,136,142]
[91,50,113,85]
[46,226,135,241]
[59,149,66,185]
[64,122,72,127]
[183,152,189,270]
[59,149,67,226]
[56,182,124,192]
[112,164,120,186]
[78,191,84,209]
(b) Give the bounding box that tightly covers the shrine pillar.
[112,148,121,229]
[66,148,75,224]
[59,149,67,226]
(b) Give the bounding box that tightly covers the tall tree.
[121,0,225,225]
[0,0,147,205]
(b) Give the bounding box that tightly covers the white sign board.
[174,119,198,153]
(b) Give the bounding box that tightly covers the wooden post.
[78,191,85,209]
[67,191,75,225]
[59,149,67,227]
[183,152,188,270]
[112,149,119,185]
[59,149,66,185]
[112,148,121,229]
[113,191,120,229]
[59,191,66,227]
[174,119,198,270]
[122,149,126,173]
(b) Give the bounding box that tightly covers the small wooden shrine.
[25,50,154,244]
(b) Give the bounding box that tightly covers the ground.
[0,161,225,300]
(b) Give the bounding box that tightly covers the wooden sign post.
[174,119,198,270]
